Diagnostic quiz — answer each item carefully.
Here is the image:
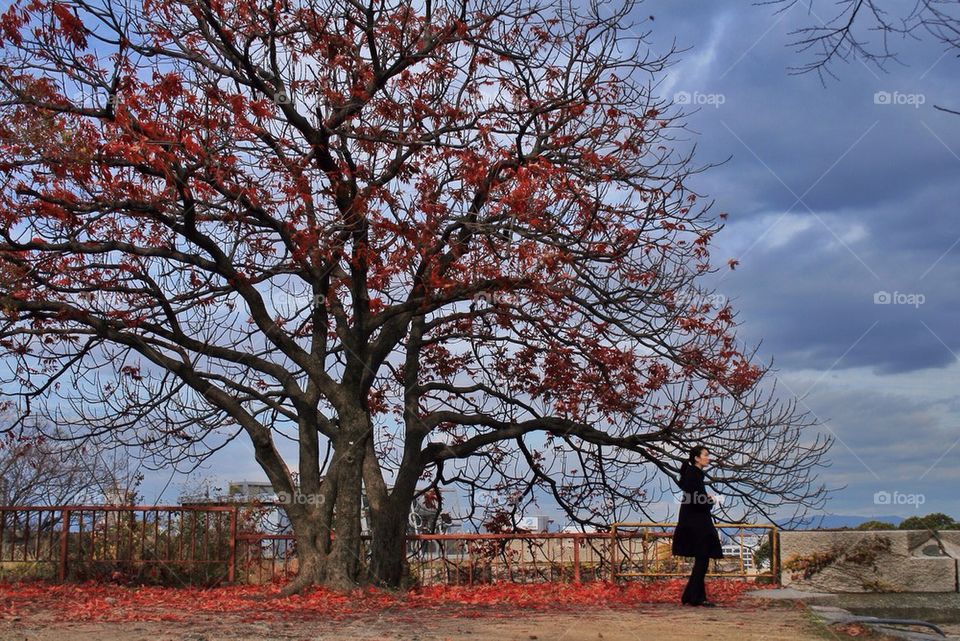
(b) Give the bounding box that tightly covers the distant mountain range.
[794,514,906,530]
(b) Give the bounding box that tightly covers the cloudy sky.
[131,0,960,523]
[634,0,960,520]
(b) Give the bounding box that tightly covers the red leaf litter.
[0,579,773,623]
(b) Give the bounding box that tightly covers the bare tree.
[0,419,144,508]
[0,0,832,593]
[760,0,960,114]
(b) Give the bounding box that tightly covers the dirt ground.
[0,600,861,641]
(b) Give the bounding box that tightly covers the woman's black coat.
[671,461,724,559]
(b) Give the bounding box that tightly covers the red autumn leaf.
[52,3,86,48]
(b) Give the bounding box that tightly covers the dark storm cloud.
[622,1,960,517]
[770,373,960,514]
[639,0,960,376]
[709,214,960,375]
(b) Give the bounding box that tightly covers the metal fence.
[0,505,778,587]
[610,521,778,579]
[0,505,238,585]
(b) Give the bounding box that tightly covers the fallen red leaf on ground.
[0,578,774,623]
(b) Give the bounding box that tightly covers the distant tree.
[856,520,896,530]
[898,513,957,531]
[753,533,773,569]
[1,418,143,517]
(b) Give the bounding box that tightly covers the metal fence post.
[771,527,779,579]
[610,524,618,582]
[227,505,238,583]
[58,507,70,582]
[573,534,581,583]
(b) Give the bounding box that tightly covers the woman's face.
[695,448,710,468]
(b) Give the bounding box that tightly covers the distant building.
[515,515,553,533]
[227,481,275,499]
[719,533,770,571]
[720,543,755,569]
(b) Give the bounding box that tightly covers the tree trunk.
[276,442,366,596]
[276,531,325,597]
[368,500,413,588]
[322,444,364,591]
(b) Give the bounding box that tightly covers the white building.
[721,543,755,569]
[516,515,553,532]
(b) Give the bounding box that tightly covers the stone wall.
[780,530,960,593]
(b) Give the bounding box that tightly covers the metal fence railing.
[0,505,778,587]
[610,522,778,580]
[0,505,238,586]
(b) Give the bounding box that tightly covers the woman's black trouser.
[681,555,709,604]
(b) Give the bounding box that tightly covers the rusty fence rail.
[0,505,778,586]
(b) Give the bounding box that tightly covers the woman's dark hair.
[687,444,708,463]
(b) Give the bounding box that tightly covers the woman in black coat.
[671,444,724,606]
